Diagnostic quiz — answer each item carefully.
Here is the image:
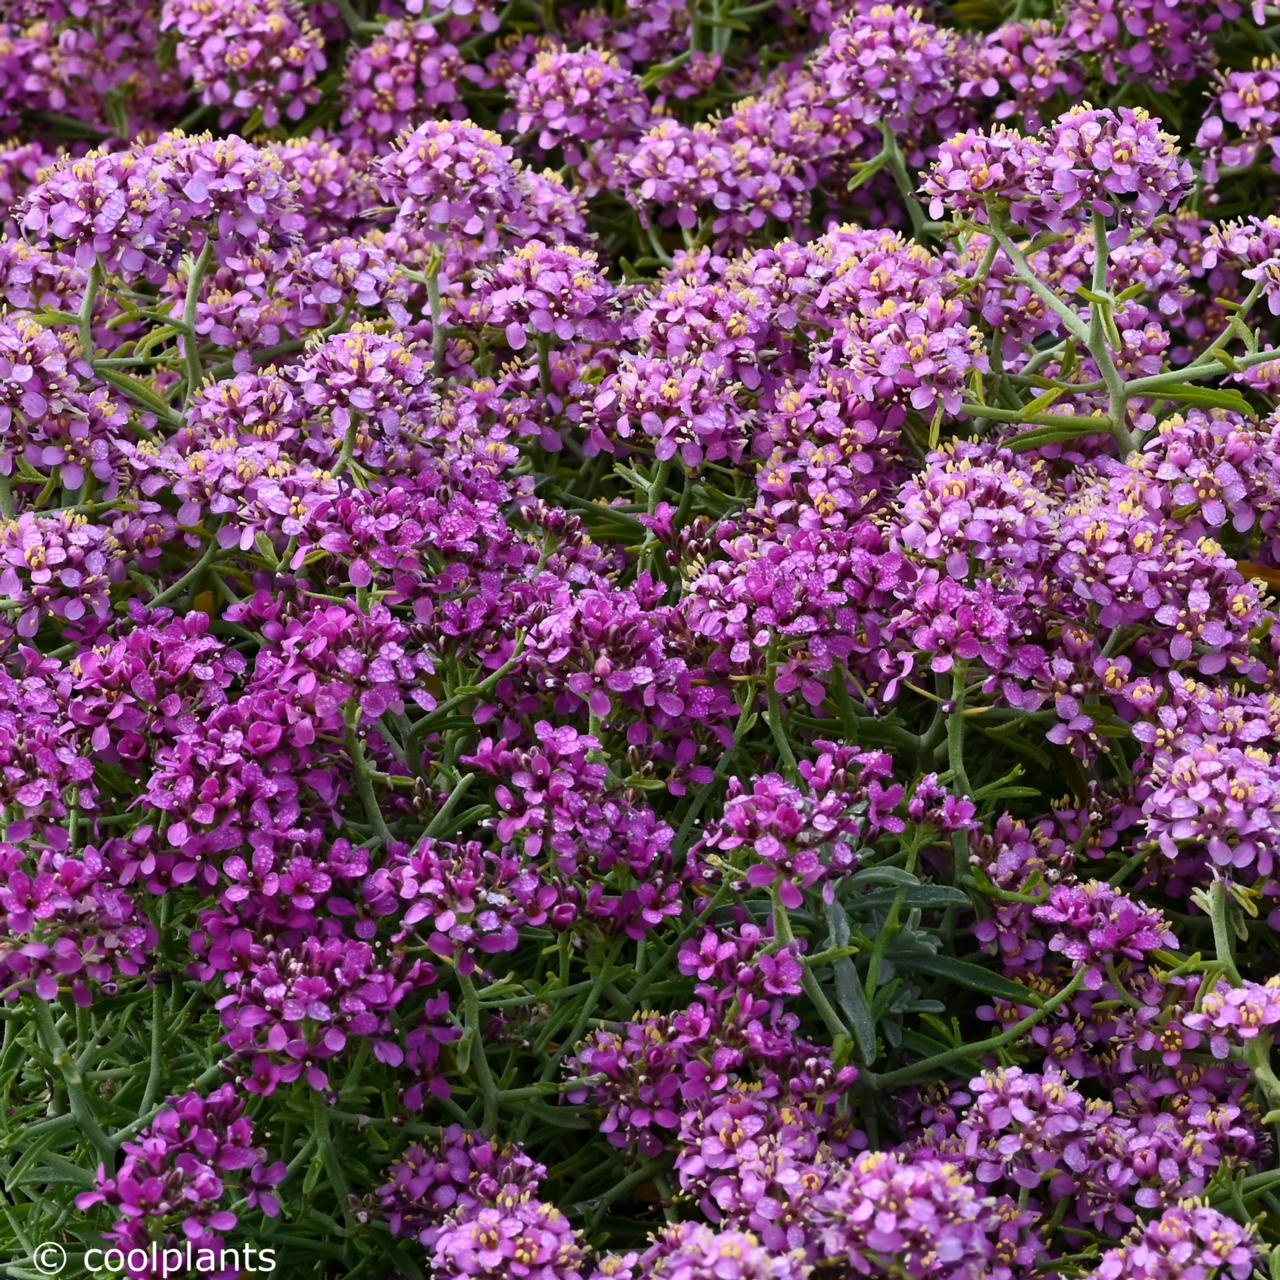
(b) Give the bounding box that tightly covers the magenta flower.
[1185,978,1280,1058]
[1085,1202,1257,1280]
[1033,880,1176,988]
[161,0,326,127]
[77,1084,286,1258]
[377,119,521,240]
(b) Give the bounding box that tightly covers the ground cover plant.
[6,0,1280,1277]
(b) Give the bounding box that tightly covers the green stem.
[570,1153,668,1217]
[409,637,526,746]
[424,772,478,838]
[1208,879,1243,984]
[871,967,1087,1088]
[181,241,215,400]
[879,123,926,240]
[774,891,849,1043]
[312,1093,354,1226]
[1245,1035,1280,1120]
[946,665,973,797]
[1197,281,1263,364]
[426,254,446,379]
[497,1075,601,1101]
[864,872,912,1000]
[1126,341,1280,394]
[1088,214,1135,454]
[765,643,797,775]
[149,530,223,607]
[31,1000,115,1165]
[138,979,165,1115]
[79,259,102,358]
[987,218,1090,344]
[345,722,392,842]
[331,0,381,33]
[959,403,1112,430]
[332,413,363,481]
[459,974,500,1134]
[803,944,861,967]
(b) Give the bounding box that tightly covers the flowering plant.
[5,2,1280,1278]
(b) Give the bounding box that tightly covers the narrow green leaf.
[889,951,1041,1005]
[833,958,878,1065]
[858,885,970,912]
[1151,383,1252,413]
[94,366,181,423]
[1007,420,1110,451]
[847,866,919,890]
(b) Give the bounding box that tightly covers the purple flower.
[377,119,521,240]
[430,1188,585,1280]
[812,5,959,134]
[593,350,751,465]
[365,838,551,975]
[77,1084,286,1266]
[922,127,1041,221]
[674,1083,842,1254]
[213,933,432,1093]
[510,47,651,193]
[341,20,465,149]
[478,240,615,350]
[810,1151,1003,1279]
[637,1222,809,1279]
[378,1127,546,1249]
[22,133,303,275]
[1029,105,1193,229]
[0,511,123,638]
[161,0,325,127]
[1085,1202,1257,1280]
[1142,742,1280,880]
[1184,978,1280,1058]
[0,842,154,1004]
[564,1008,718,1156]
[696,744,900,909]
[1033,880,1176,988]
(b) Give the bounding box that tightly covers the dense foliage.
[5,1,1280,1278]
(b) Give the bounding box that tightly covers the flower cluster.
[77,1085,286,1258]
[6,4,1280,1280]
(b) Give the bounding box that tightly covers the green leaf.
[889,951,1041,1005]
[29,309,81,327]
[975,784,1043,800]
[899,1027,955,1058]
[518,1100,594,1130]
[302,1148,326,1197]
[427,802,491,840]
[847,151,889,193]
[1152,383,1252,413]
[847,866,919,889]
[132,324,181,360]
[826,900,877,1064]
[93,367,181,424]
[947,0,1003,24]
[833,957,877,1064]
[1006,419,1110,451]
[826,898,851,949]
[6,1132,72,1191]
[858,885,970,912]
